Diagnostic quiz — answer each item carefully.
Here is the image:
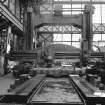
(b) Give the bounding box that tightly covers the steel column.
[25,6,33,50]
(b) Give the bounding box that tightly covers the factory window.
[72,34,81,41]
[53,34,81,48]
[92,3,105,48]
[53,34,71,42]
[98,42,105,47]
[62,34,71,41]
[93,41,105,48]
[102,34,105,40]
[93,4,105,23]
[62,4,83,15]
[93,34,101,41]
[72,42,80,48]
[93,34,105,47]
[102,4,105,23]
[53,34,63,41]
[63,5,71,9]
[93,4,101,23]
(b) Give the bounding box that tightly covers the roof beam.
[0,1,23,31]
[52,1,105,4]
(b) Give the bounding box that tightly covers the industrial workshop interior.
[1,0,105,105]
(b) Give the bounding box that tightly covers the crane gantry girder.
[8,51,105,61]
[35,14,82,29]
[36,23,105,35]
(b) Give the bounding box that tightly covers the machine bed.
[1,70,105,105]
[70,75,105,105]
[0,72,84,105]
[29,77,84,105]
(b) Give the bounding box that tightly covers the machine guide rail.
[70,75,105,105]
[0,73,84,105]
[2,73,105,105]
[28,77,84,105]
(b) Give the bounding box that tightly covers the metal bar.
[0,1,23,31]
[35,23,80,28]
[37,31,81,34]
[54,41,80,42]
